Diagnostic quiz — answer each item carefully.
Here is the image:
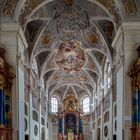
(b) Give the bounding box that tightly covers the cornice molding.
[1,22,28,49]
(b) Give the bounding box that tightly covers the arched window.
[83,96,90,113]
[51,97,58,113]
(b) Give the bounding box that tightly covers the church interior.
[0,0,140,140]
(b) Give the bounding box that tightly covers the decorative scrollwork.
[0,47,15,90]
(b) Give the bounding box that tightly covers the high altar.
[58,95,84,140]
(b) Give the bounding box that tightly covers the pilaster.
[112,21,140,140]
[0,22,28,140]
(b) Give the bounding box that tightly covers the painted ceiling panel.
[98,20,115,44]
[31,0,109,19]
[91,50,105,66]
[1,0,126,98]
[25,20,44,43]
[37,51,50,66]
[86,70,98,83]
[30,0,109,97]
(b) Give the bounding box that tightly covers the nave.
[0,0,140,140]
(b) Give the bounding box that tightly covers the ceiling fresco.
[1,0,139,98]
[52,85,89,99]
[55,40,87,73]
[30,0,111,98]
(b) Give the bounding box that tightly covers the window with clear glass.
[51,97,58,113]
[83,97,90,113]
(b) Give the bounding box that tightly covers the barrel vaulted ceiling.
[0,0,140,98]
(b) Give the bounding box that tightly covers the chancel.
[0,0,140,140]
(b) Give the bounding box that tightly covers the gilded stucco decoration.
[0,47,15,90]
[30,0,109,99]
[0,47,15,133]
[3,0,19,16]
[11,0,116,101]
[97,0,121,27]
[63,95,79,111]
[18,0,118,26]
[123,0,137,15]
[129,46,140,139]
[19,0,44,25]
[0,0,5,13]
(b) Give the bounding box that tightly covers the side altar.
[58,95,84,140]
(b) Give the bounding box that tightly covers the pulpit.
[58,95,84,140]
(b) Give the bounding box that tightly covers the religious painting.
[55,40,87,73]
[104,111,109,123]
[96,104,101,118]
[92,111,95,121]
[98,20,115,44]
[103,94,110,112]
[32,94,39,111]
[83,115,90,124]
[104,126,108,137]
[97,128,100,140]
[32,110,38,122]
[34,124,38,136]
[65,114,77,135]
[51,115,58,123]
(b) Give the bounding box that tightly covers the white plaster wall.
[51,124,58,140]
[18,67,25,140]
[83,124,92,140]
[1,23,19,140]
[30,106,39,140]
[116,66,124,140]
[103,123,111,140]
[25,104,29,135]
[1,22,28,140]
[92,129,96,140]
[46,123,49,140]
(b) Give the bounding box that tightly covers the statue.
[67,128,74,140]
